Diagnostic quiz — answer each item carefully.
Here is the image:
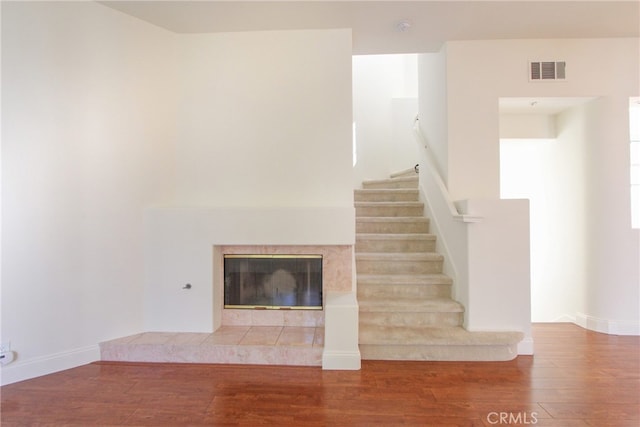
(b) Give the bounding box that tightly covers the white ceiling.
[99,1,640,54]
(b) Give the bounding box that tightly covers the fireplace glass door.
[224,255,322,309]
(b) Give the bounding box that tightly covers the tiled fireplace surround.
[214,245,353,329]
[213,244,360,369]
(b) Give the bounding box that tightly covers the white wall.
[445,38,639,201]
[463,199,531,336]
[580,97,640,334]
[417,49,449,184]
[353,54,418,186]
[144,208,354,332]
[1,2,176,384]
[175,29,353,207]
[144,29,354,332]
[1,4,355,382]
[424,38,639,334]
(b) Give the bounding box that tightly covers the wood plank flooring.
[1,323,638,426]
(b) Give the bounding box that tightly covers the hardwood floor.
[1,323,638,426]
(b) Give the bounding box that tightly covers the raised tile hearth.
[100,326,324,366]
[99,243,356,369]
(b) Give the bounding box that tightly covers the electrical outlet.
[0,341,11,353]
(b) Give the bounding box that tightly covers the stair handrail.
[412,115,482,223]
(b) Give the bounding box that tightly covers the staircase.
[355,168,522,361]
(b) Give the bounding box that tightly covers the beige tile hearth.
[277,326,317,346]
[240,326,283,345]
[205,326,250,345]
[100,326,324,366]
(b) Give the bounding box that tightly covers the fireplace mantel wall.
[144,206,360,369]
[144,206,355,332]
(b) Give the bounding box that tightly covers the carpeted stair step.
[356,217,430,234]
[356,252,443,275]
[357,274,453,299]
[355,202,424,217]
[354,169,524,362]
[359,298,464,327]
[362,176,418,189]
[354,189,420,202]
[359,326,523,361]
[356,233,436,253]
[359,297,463,313]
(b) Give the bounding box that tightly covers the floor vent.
[529,61,566,81]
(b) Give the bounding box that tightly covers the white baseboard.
[552,314,577,323]
[517,337,534,355]
[575,313,640,336]
[322,350,361,370]
[0,345,100,386]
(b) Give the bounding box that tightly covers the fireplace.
[224,254,323,310]
[215,245,352,329]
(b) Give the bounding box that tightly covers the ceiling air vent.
[529,61,566,81]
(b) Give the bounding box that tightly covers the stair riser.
[360,312,462,328]
[357,284,451,299]
[359,344,519,362]
[356,259,443,275]
[362,180,418,190]
[354,191,419,202]
[356,205,424,217]
[356,239,436,253]
[356,221,429,234]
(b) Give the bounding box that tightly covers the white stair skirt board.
[322,350,361,370]
[355,170,523,361]
[517,337,535,355]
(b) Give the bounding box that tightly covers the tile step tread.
[359,326,524,346]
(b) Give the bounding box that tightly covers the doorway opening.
[499,97,594,323]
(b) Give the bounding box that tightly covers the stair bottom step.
[360,325,522,344]
[359,326,523,361]
[359,343,519,362]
